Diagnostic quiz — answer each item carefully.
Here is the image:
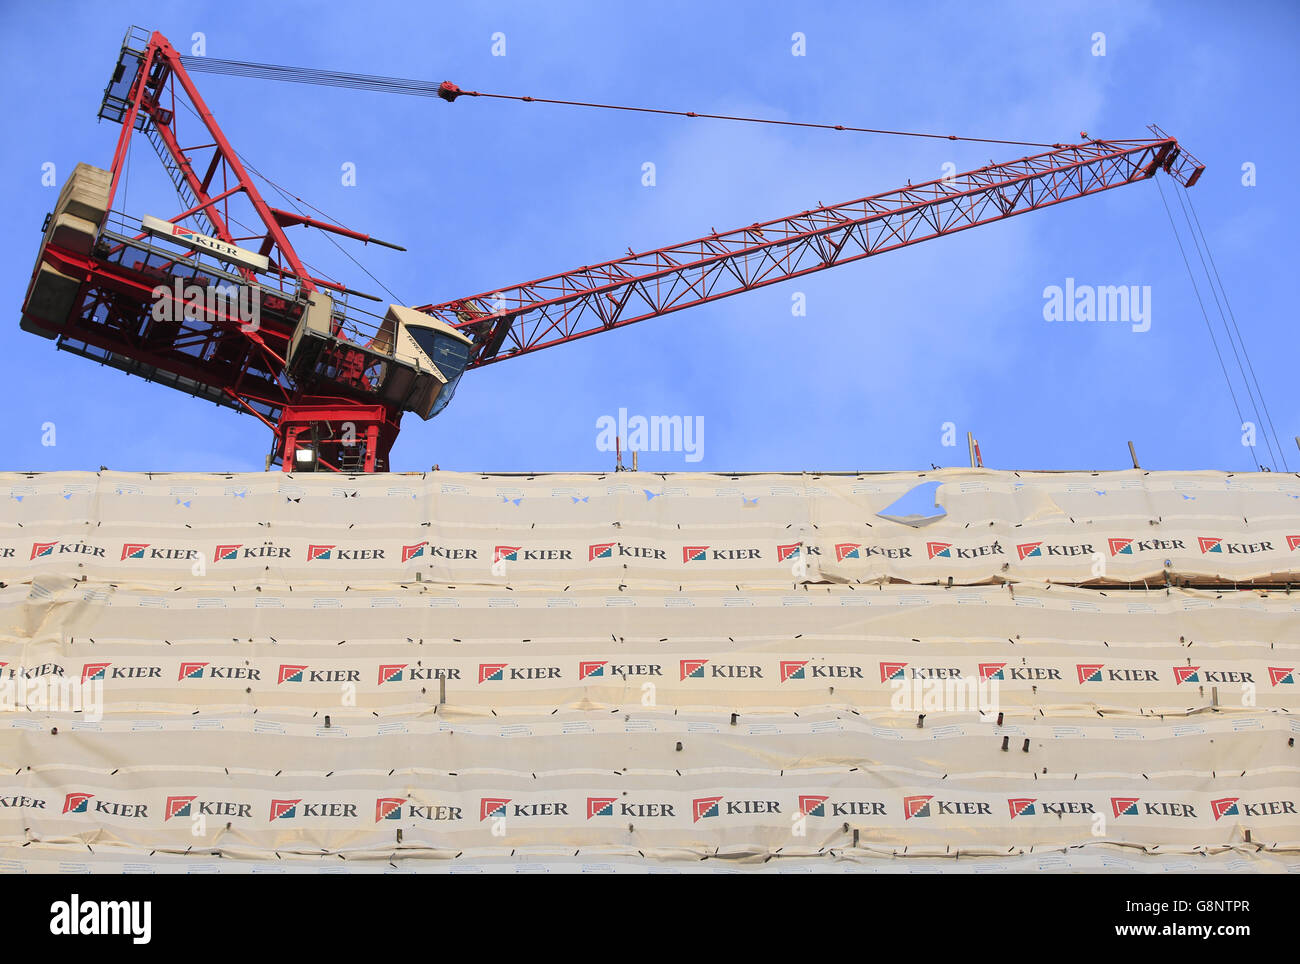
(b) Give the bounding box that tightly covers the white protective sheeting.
[1,468,1297,587]
[0,469,1296,871]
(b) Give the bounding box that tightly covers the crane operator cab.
[372,305,474,419]
[287,299,474,420]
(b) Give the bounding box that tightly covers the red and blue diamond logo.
[799,795,828,817]
[1008,797,1036,818]
[1110,797,1140,818]
[680,659,707,680]
[903,795,933,820]
[165,796,196,820]
[587,797,617,819]
[692,796,722,822]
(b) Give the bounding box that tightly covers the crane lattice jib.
[419,133,1202,368]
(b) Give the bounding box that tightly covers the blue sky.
[2,0,1296,474]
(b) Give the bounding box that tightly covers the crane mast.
[18,27,1204,472]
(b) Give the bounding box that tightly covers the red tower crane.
[19,28,1205,472]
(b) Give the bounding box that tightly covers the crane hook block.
[437,81,463,103]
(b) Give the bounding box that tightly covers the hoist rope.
[1178,185,1287,472]
[1153,177,1262,470]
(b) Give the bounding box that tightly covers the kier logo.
[680,544,761,562]
[893,795,995,818]
[63,792,94,814]
[586,797,617,819]
[81,663,110,682]
[925,540,1006,560]
[692,796,722,822]
[214,544,241,562]
[375,798,404,822]
[178,662,207,681]
[781,660,807,682]
[478,663,507,683]
[262,798,361,819]
[579,661,606,679]
[24,539,107,559]
[1008,797,1036,818]
[480,797,510,821]
[1268,667,1294,686]
[1108,538,1133,556]
[1194,536,1271,554]
[378,664,405,685]
[798,795,828,817]
[879,661,907,683]
[827,542,909,560]
[1206,795,1294,819]
[116,543,198,562]
[1017,540,1094,558]
[903,795,933,820]
[1211,797,1240,821]
[680,659,708,680]
[165,796,196,820]
[1288,535,1300,552]
[1111,797,1140,817]
[30,541,57,559]
[277,664,308,684]
[979,663,1005,682]
[489,545,571,562]
[776,544,801,562]
[1077,663,1104,683]
[58,791,146,818]
[1173,666,1200,685]
[588,543,614,561]
[307,544,335,561]
[401,542,426,562]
